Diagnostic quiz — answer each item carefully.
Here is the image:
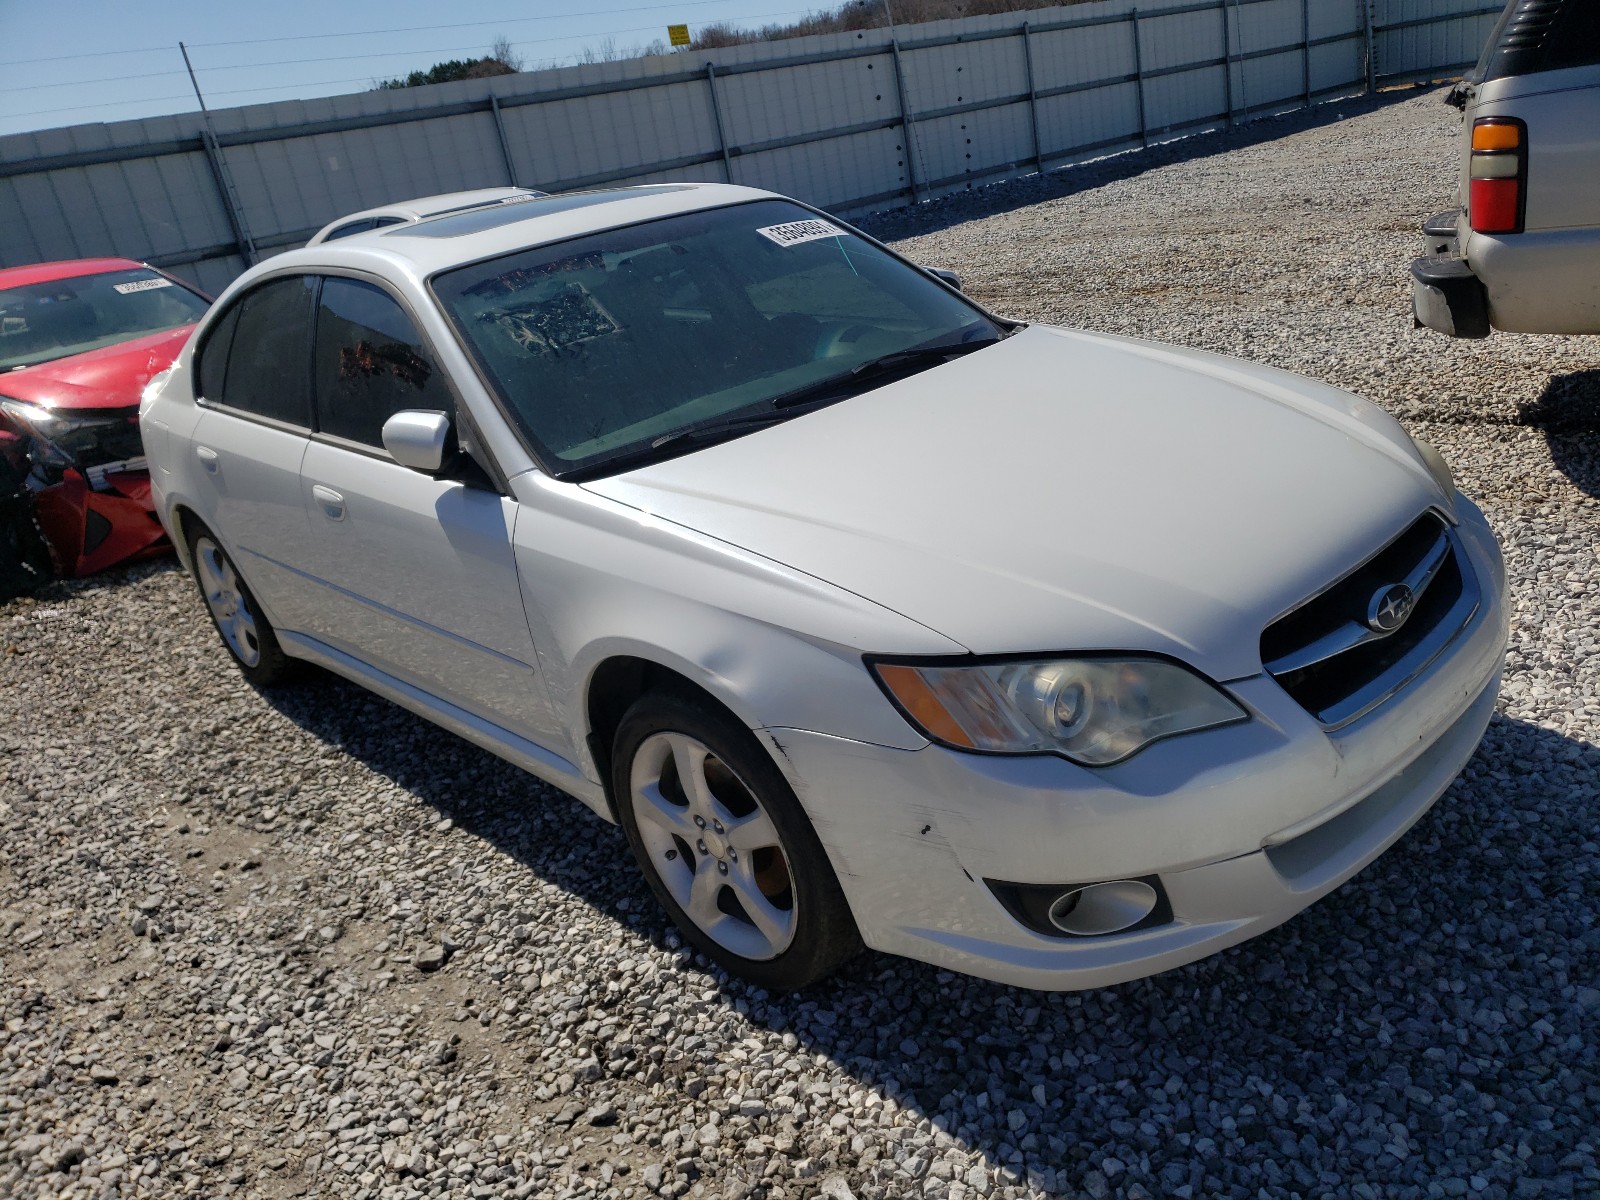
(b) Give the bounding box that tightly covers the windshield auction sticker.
[112,278,174,294]
[756,219,846,248]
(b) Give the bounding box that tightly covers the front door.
[292,275,560,745]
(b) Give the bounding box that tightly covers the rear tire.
[613,691,860,990]
[185,524,296,687]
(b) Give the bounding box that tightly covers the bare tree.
[490,35,524,73]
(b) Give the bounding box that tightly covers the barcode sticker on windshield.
[756,219,845,248]
[112,278,174,295]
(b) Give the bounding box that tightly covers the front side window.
[313,278,452,448]
[214,275,315,427]
[432,199,1000,476]
[0,267,210,371]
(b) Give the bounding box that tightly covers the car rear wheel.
[187,526,295,686]
[613,691,860,990]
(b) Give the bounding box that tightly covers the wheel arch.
[169,503,203,574]
[584,653,758,822]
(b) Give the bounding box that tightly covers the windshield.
[0,267,209,372]
[432,200,1001,475]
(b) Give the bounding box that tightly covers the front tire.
[613,691,860,990]
[186,525,296,687]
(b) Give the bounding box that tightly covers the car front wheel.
[613,691,860,990]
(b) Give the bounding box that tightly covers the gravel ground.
[3,89,1598,1200]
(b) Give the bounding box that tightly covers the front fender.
[510,472,957,772]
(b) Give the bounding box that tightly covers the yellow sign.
[668,24,690,47]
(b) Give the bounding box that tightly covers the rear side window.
[1476,0,1600,80]
[213,276,315,427]
[313,278,452,448]
[196,304,240,401]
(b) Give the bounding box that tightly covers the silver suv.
[1411,0,1600,338]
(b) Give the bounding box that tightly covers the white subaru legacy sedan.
[141,184,1507,991]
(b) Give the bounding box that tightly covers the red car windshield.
[0,268,210,371]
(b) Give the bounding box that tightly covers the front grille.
[70,409,145,470]
[1262,513,1477,729]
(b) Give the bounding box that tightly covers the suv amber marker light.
[1469,118,1526,235]
[1471,121,1520,152]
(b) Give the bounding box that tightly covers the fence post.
[1221,0,1235,125]
[890,40,921,204]
[1364,0,1377,94]
[1301,0,1312,105]
[1021,22,1044,174]
[1130,10,1148,148]
[704,63,736,184]
[489,95,518,187]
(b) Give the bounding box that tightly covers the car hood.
[2,326,193,411]
[581,325,1445,681]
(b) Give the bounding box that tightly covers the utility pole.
[180,42,258,265]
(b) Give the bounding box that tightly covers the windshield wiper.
[849,334,1000,382]
[766,332,1002,411]
[574,332,1004,478]
[648,407,798,451]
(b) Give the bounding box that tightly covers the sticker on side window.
[755,219,846,248]
[112,278,174,295]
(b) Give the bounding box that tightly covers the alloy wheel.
[194,537,261,668]
[629,731,797,961]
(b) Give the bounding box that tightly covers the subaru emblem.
[1367,583,1416,634]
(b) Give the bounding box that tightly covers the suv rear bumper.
[1422,209,1461,257]
[1411,254,1491,339]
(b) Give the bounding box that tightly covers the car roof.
[0,257,149,290]
[275,183,786,281]
[307,187,546,243]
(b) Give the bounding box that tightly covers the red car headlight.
[0,397,144,481]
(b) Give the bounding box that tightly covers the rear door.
[189,274,318,630]
[293,274,561,744]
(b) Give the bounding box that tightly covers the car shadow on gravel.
[1518,368,1600,499]
[857,87,1431,245]
[259,670,1599,1194]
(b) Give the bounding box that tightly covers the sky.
[0,0,816,139]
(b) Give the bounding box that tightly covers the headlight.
[0,397,141,472]
[1413,438,1455,499]
[871,655,1247,766]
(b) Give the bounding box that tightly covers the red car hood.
[2,325,193,411]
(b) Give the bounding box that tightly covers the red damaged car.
[1,258,210,581]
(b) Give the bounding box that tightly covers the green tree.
[375,37,522,90]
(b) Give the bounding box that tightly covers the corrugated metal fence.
[0,0,1501,294]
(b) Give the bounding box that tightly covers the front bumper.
[766,500,1508,990]
[31,465,170,577]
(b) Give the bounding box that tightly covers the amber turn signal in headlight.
[871,655,1246,765]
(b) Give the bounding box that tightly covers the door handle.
[196,446,220,475]
[311,484,346,522]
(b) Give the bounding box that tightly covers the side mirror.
[925,267,963,292]
[382,410,452,473]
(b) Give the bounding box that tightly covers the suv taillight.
[1469,118,1526,235]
